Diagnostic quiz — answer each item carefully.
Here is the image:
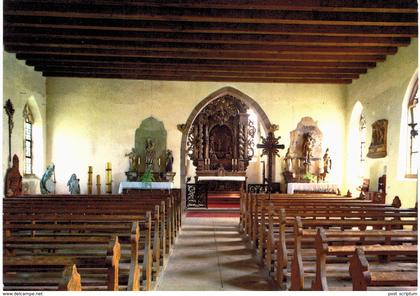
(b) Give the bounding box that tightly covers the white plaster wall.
[3,52,47,195]
[46,79,347,194]
[346,39,418,207]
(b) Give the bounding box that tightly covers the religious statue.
[125,148,138,171]
[67,173,80,195]
[165,149,174,173]
[323,148,332,174]
[145,138,156,171]
[5,154,22,197]
[302,132,315,164]
[284,147,292,172]
[40,164,55,194]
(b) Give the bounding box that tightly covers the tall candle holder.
[96,174,101,195]
[87,166,93,195]
[105,162,112,194]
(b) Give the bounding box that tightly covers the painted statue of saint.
[145,138,156,171]
[40,164,55,194]
[302,132,315,163]
[67,173,80,195]
[165,149,174,173]
[125,148,138,171]
[323,148,332,174]
[284,147,292,172]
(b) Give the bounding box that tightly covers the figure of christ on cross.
[257,131,285,188]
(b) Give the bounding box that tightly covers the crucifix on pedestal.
[257,130,285,189]
[4,99,15,168]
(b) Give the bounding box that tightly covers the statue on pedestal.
[302,132,315,164]
[145,138,156,171]
[165,149,174,173]
[323,148,332,174]
[165,149,176,182]
[125,148,138,171]
[5,154,22,197]
[67,173,80,195]
[40,164,55,194]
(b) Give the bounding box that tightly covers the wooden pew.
[4,235,120,291]
[349,247,418,291]
[263,203,416,289]
[4,197,162,287]
[310,227,417,291]
[255,196,410,265]
[3,264,82,291]
[4,213,151,290]
[6,193,178,256]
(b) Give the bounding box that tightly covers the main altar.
[185,95,255,207]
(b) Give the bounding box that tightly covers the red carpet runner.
[185,211,240,218]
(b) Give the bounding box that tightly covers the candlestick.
[105,162,112,194]
[87,166,93,195]
[96,174,101,195]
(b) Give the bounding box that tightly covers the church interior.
[2,0,419,292]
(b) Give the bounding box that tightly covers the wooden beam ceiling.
[4,0,418,84]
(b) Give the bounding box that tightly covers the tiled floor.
[156,216,277,291]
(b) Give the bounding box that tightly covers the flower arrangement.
[303,172,317,183]
[139,168,155,183]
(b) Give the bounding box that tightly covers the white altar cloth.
[287,183,337,194]
[118,181,173,194]
[197,176,246,181]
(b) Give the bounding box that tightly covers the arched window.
[406,78,419,178]
[23,103,34,175]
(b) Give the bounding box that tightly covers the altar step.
[208,191,240,209]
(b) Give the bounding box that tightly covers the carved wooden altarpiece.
[187,95,256,183]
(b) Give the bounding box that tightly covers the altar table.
[287,182,337,194]
[197,176,246,182]
[118,181,173,194]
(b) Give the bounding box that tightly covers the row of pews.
[239,191,418,291]
[3,190,182,291]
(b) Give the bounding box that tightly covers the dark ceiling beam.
[7,0,417,13]
[5,27,412,47]
[5,17,417,37]
[26,60,368,74]
[4,3,417,26]
[16,54,377,69]
[7,46,386,62]
[5,38,398,55]
[42,71,353,84]
[33,66,360,79]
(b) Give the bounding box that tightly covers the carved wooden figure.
[5,154,22,197]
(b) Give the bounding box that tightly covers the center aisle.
[156,216,277,291]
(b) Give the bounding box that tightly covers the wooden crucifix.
[257,130,285,187]
[4,99,15,168]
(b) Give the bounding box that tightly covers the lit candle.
[232,159,234,166]
[158,158,161,166]
[106,162,111,169]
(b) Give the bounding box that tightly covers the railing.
[186,183,208,208]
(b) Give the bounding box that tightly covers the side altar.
[124,117,176,183]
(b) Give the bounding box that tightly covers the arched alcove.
[179,86,273,209]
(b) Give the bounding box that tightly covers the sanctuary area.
[2,0,419,292]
